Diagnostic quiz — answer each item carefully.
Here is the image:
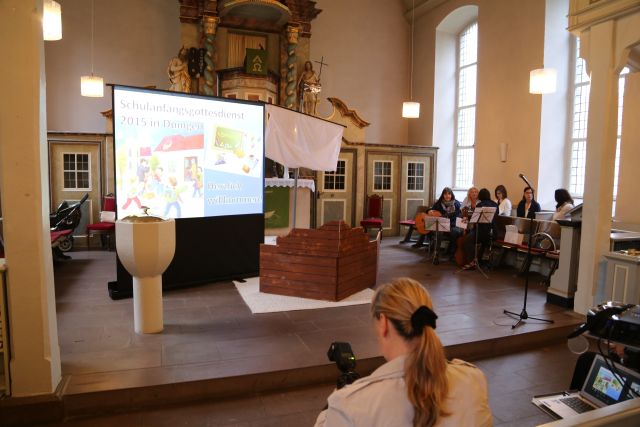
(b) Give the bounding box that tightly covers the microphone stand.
[503,176,554,329]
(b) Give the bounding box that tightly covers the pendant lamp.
[81,0,104,97]
[43,0,62,41]
[402,0,420,118]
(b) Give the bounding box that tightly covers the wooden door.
[316,151,355,226]
[400,154,433,221]
[366,152,400,236]
[49,140,102,240]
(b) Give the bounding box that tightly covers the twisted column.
[202,16,219,96]
[285,25,299,109]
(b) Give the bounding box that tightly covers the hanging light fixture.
[402,0,420,118]
[81,0,104,97]
[529,68,557,94]
[43,0,62,41]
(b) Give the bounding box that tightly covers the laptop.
[532,354,640,419]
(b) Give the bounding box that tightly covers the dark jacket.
[517,200,541,219]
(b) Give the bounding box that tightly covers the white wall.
[413,0,548,201]
[45,0,180,133]
[311,0,410,145]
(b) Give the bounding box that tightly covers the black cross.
[314,56,329,81]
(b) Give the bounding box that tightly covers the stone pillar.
[285,24,300,109]
[0,0,61,395]
[573,21,622,314]
[614,71,640,225]
[202,15,220,96]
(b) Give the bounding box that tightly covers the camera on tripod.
[327,342,360,389]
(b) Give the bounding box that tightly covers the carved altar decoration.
[324,97,370,142]
[176,0,321,110]
[167,47,192,93]
[260,221,377,301]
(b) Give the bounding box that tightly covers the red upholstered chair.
[86,195,116,250]
[360,194,384,238]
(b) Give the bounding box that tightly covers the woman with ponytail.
[315,278,492,426]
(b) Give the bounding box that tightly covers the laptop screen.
[582,355,640,406]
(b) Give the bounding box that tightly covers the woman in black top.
[516,186,541,219]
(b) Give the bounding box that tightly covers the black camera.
[327,342,360,389]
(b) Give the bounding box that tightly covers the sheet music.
[470,207,497,224]
[424,217,451,232]
[455,217,468,230]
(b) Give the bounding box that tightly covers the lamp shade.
[402,102,420,118]
[81,75,104,97]
[43,0,62,41]
[529,68,557,94]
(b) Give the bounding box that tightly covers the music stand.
[503,216,555,329]
[424,217,450,265]
[466,207,496,279]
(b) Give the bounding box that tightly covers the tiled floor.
[44,342,579,426]
[50,238,584,424]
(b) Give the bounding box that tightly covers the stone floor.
[48,238,584,424]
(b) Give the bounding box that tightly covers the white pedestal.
[116,218,175,335]
[133,276,163,334]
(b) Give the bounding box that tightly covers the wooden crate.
[260,221,378,301]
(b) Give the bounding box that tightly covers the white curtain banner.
[265,104,344,171]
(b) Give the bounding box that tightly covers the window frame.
[323,159,347,192]
[453,21,478,191]
[62,152,91,191]
[373,160,393,192]
[567,36,590,198]
[406,161,425,192]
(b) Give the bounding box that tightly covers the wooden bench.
[492,216,561,284]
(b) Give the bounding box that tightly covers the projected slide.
[113,86,264,219]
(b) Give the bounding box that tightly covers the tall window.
[569,37,590,197]
[612,67,629,215]
[454,22,478,189]
[324,160,346,191]
[407,162,425,191]
[63,153,90,190]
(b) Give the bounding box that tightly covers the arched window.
[454,22,478,189]
[568,36,627,214]
[568,37,590,197]
[612,66,629,215]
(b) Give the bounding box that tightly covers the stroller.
[50,193,89,252]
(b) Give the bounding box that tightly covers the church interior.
[1,0,640,425]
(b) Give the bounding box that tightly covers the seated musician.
[462,188,498,269]
[461,186,479,210]
[413,187,460,250]
[552,188,574,221]
[424,187,462,255]
[516,186,541,219]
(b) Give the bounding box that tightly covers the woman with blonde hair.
[314,278,491,427]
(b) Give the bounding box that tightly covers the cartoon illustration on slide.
[204,125,262,177]
[163,176,186,218]
[115,131,205,219]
